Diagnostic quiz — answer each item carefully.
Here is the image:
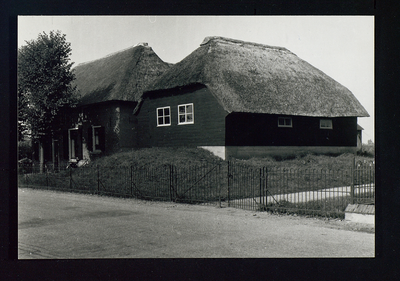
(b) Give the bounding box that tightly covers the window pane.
[94,128,99,146]
[179,106,185,114]
[164,108,169,115]
[158,109,163,117]
[158,117,164,125]
[320,119,332,128]
[187,114,193,122]
[285,118,291,126]
[179,115,185,123]
[278,118,284,126]
[186,104,192,113]
[165,116,170,124]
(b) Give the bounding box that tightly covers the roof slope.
[73,43,172,106]
[146,36,369,117]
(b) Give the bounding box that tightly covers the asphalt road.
[18,188,375,258]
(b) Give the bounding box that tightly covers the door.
[68,128,82,160]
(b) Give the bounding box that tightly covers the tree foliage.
[18,30,78,140]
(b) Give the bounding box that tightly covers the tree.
[18,30,78,140]
[18,30,78,169]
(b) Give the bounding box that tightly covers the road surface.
[18,188,374,258]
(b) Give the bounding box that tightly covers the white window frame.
[278,117,292,128]
[68,128,79,160]
[178,103,194,125]
[320,119,333,129]
[92,125,102,152]
[156,106,171,127]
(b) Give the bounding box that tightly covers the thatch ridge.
[73,44,172,106]
[146,36,369,118]
[200,36,290,52]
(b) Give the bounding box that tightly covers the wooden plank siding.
[81,101,138,154]
[60,101,138,159]
[225,113,358,147]
[117,102,138,149]
[136,84,227,148]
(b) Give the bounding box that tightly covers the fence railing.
[18,160,375,217]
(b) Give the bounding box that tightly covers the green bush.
[358,142,374,157]
[264,197,349,219]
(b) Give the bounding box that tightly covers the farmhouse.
[58,43,172,162]
[135,36,369,160]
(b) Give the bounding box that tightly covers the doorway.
[68,128,82,160]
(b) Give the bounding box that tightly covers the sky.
[18,16,374,142]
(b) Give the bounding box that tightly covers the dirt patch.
[251,211,375,234]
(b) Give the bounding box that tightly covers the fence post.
[97,165,100,193]
[130,166,133,197]
[46,166,49,188]
[218,164,221,208]
[227,161,231,207]
[69,167,72,189]
[169,164,174,202]
[259,167,263,209]
[265,167,268,206]
[351,157,355,204]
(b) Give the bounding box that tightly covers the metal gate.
[172,163,222,204]
[227,162,268,211]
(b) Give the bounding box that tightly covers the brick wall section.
[345,204,375,214]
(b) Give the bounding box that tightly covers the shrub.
[358,142,374,157]
[18,140,33,160]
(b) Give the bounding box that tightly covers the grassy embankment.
[19,146,374,191]
[88,145,374,170]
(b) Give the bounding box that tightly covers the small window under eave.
[278,117,292,128]
[320,119,333,129]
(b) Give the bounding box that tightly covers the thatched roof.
[145,36,369,117]
[73,43,172,106]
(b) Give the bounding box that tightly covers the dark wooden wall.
[117,102,138,149]
[136,84,227,148]
[225,113,358,147]
[59,101,137,159]
[82,101,137,154]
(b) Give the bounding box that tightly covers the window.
[68,128,79,160]
[92,126,102,152]
[157,106,171,126]
[320,119,333,129]
[87,126,105,153]
[178,103,194,125]
[278,117,292,128]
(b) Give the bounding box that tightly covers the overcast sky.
[18,16,374,142]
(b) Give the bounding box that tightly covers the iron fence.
[18,159,375,217]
